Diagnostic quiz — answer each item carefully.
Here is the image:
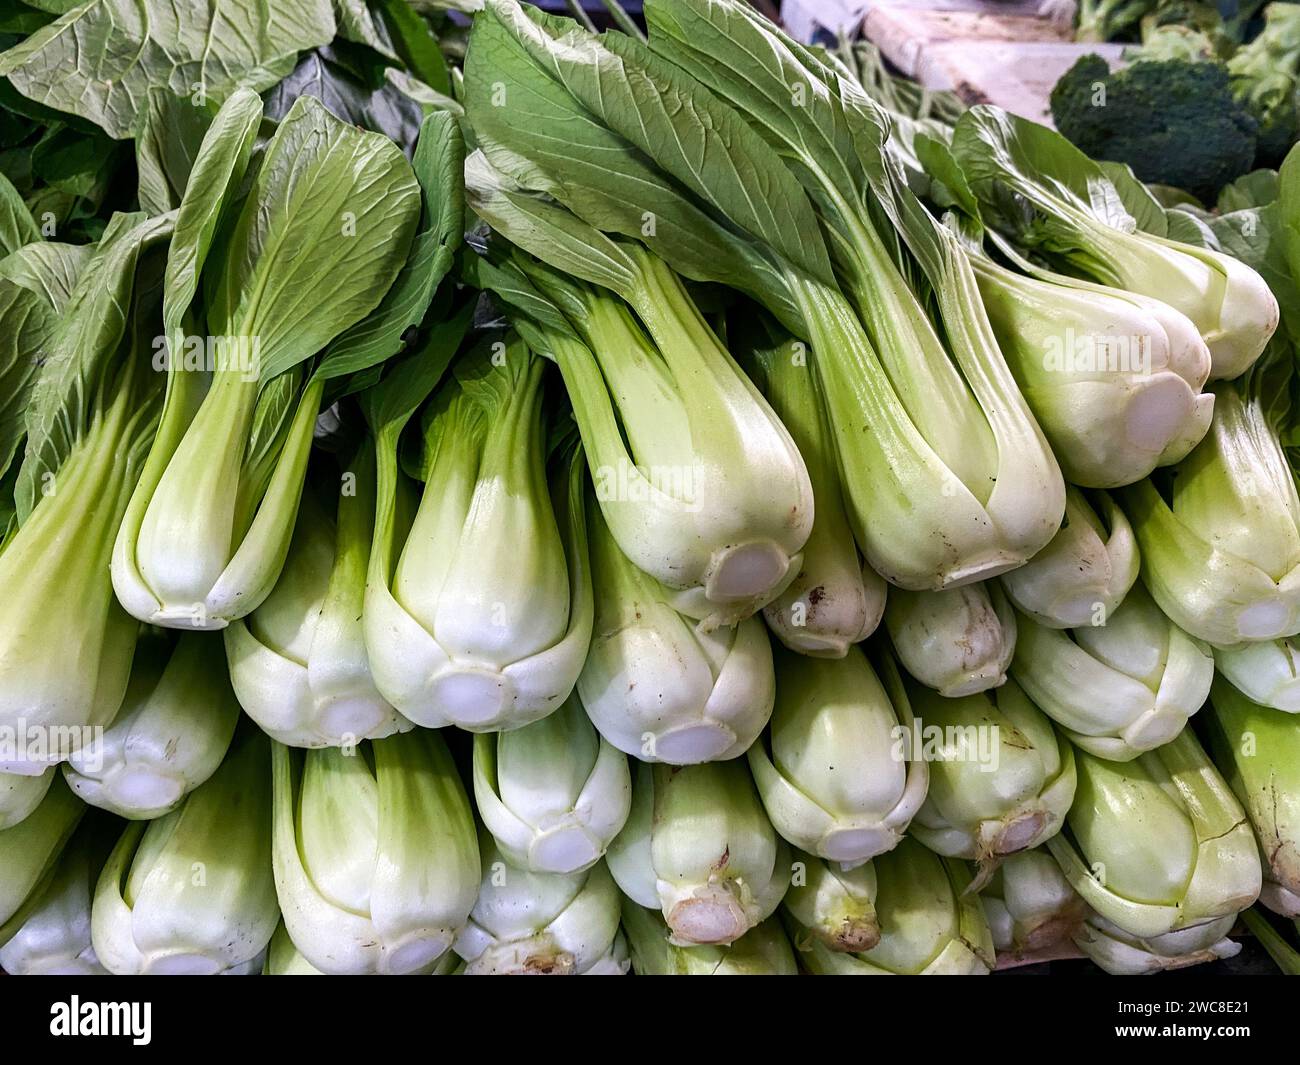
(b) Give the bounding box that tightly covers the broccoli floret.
[1050,54,1258,201]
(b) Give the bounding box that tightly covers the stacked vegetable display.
[1,0,1299,977]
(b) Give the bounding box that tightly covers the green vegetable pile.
[1,0,1299,978]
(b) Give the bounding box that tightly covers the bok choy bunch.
[64,632,241,819]
[606,760,790,946]
[1010,583,1214,760]
[980,849,1087,958]
[639,0,1065,589]
[91,731,278,975]
[884,582,1017,697]
[1120,349,1300,647]
[1046,732,1262,974]
[271,729,479,975]
[747,646,927,865]
[453,833,628,975]
[999,487,1140,629]
[472,693,631,875]
[364,334,592,732]
[781,853,881,953]
[1205,677,1300,917]
[968,248,1215,488]
[950,105,1279,380]
[577,488,776,765]
[0,210,170,776]
[226,445,411,748]
[784,838,995,975]
[920,138,1216,488]
[735,318,886,656]
[113,90,428,630]
[463,0,1064,594]
[471,226,814,630]
[906,679,1076,876]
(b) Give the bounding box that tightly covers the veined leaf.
[0,0,336,139]
[164,87,261,358]
[334,0,400,63]
[0,170,39,255]
[642,0,876,226]
[0,240,90,479]
[314,109,465,382]
[205,95,422,386]
[263,48,429,153]
[16,210,174,521]
[462,0,810,326]
[134,89,221,216]
[482,0,830,283]
[951,105,1143,247]
[464,150,639,299]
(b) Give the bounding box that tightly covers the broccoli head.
[1050,54,1258,201]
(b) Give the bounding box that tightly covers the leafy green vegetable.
[452,829,627,974]
[226,445,410,748]
[1214,634,1300,712]
[1119,346,1300,647]
[606,759,789,946]
[576,482,776,765]
[111,91,422,631]
[781,852,880,954]
[952,105,1280,379]
[747,645,927,865]
[785,838,994,975]
[0,812,112,974]
[64,633,240,819]
[472,693,630,875]
[885,582,1017,697]
[0,0,336,139]
[270,728,480,974]
[364,335,592,732]
[0,212,170,775]
[91,730,278,974]
[1046,729,1261,973]
[736,318,886,657]
[463,0,1063,595]
[906,677,1076,878]
[981,850,1086,958]
[1011,582,1214,760]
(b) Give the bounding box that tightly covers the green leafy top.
[0,0,336,139]
[16,210,174,520]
